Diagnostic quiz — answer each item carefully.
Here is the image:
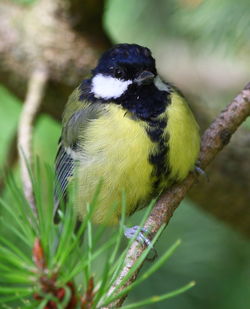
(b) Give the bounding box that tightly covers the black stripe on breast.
[146,118,170,191]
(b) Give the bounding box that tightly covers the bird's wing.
[54,138,75,213]
[54,100,103,219]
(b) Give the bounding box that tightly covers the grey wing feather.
[53,102,104,219]
[54,139,75,216]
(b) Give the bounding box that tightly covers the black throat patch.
[79,78,170,120]
[116,83,169,120]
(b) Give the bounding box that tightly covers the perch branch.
[17,65,49,215]
[105,82,250,308]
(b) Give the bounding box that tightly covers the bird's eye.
[114,67,125,79]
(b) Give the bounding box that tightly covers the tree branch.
[17,65,49,214]
[106,82,250,308]
[0,0,111,120]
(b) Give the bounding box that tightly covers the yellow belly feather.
[76,105,155,224]
[75,93,200,225]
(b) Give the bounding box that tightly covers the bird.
[54,43,200,233]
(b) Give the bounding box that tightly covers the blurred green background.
[1,0,250,308]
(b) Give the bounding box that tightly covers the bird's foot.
[195,163,209,181]
[124,225,151,245]
[124,225,158,261]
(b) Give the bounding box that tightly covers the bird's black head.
[90,44,158,100]
[81,43,170,120]
[92,43,156,80]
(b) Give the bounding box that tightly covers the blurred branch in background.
[17,65,48,214]
[0,0,111,120]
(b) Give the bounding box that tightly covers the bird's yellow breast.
[75,93,200,225]
[76,104,156,224]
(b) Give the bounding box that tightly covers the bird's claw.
[124,225,158,261]
[195,164,209,181]
[124,225,150,245]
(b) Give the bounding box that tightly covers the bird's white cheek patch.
[91,74,132,99]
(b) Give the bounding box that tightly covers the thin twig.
[17,64,49,215]
[105,82,250,308]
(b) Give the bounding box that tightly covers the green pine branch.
[0,163,194,308]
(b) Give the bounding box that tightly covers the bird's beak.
[134,71,155,86]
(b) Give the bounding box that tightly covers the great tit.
[54,43,200,227]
